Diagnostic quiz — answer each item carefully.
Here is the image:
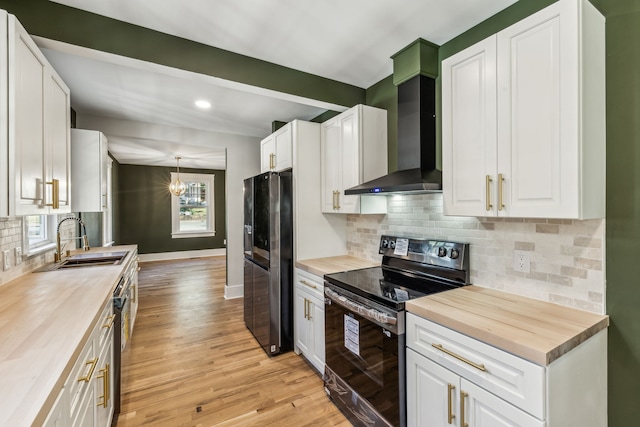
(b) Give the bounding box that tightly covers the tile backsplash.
[0,216,78,286]
[347,193,605,314]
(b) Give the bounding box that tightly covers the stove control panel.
[379,235,469,271]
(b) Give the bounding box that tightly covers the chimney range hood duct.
[344,74,441,195]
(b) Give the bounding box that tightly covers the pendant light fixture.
[169,156,187,196]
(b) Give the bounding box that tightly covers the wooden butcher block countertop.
[406,285,609,366]
[0,245,137,427]
[296,255,379,277]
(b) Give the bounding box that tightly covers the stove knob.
[450,248,460,259]
[389,240,396,249]
[437,247,447,257]
[381,239,389,248]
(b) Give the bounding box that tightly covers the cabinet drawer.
[65,329,97,420]
[295,269,323,300]
[407,313,545,419]
[95,299,114,352]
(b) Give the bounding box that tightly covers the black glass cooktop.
[324,266,460,310]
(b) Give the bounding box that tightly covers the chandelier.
[169,156,187,196]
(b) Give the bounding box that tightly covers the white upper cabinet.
[442,0,605,219]
[71,129,109,212]
[260,123,292,173]
[1,12,71,216]
[320,104,388,214]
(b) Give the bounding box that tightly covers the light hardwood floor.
[117,256,350,427]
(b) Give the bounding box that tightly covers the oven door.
[324,283,405,427]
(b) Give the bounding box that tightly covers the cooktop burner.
[324,235,471,309]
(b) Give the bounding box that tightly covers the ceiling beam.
[0,0,365,108]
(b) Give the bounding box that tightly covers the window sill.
[171,231,216,239]
[27,242,56,258]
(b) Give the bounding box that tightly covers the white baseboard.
[138,248,225,262]
[224,284,243,299]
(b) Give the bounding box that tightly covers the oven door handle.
[325,288,397,326]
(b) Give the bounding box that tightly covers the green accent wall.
[0,0,365,108]
[589,1,640,425]
[116,164,226,254]
[366,75,398,172]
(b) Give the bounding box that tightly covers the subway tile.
[574,257,602,271]
[536,224,560,234]
[514,241,535,251]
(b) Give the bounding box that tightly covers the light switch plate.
[2,250,10,271]
[15,247,22,265]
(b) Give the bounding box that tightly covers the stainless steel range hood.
[345,74,441,195]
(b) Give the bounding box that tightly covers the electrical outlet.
[514,250,530,273]
[2,250,10,271]
[15,247,22,265]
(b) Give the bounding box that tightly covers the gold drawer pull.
[78,357,98,382]
[460,390,468,427]
[447,383,456,424]
[485,175,493,211]
[432,343,486,372]
[300,279,317,289]
[46,179,60,209]
[96,363,109,408]
[498,173,505,211]
[102,314,115,329]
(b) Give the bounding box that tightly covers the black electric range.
[323,235,471,427]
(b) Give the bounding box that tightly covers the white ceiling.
[40,0,518,168]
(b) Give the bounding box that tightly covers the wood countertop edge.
[0,245,138,427]
[406,286,610,366]
[295,255,379,278]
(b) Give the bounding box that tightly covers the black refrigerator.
[243,170,293,356]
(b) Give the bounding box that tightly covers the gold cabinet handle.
[269,153,275,170]
[332,191,337,210]
[432,343,486,372]
[498,173,505,211]
[78,357,98,382]
[300,279,317,290]
[97,363,109,408]
[447,383,456,424]
[132,284,136,304]
[46,178,60,209]
[336,191,340,209]
[460,390,468,427]
[102,193,107,209]
[102,314,115,329]
[307,300,313,320]
[303,298,308,320]
[485,175,493,211]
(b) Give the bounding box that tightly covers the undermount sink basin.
[34,251,129,272]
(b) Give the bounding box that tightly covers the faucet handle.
[83,235,91,251]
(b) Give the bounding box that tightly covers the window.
[24,215,57,255]
[171,172,215,238]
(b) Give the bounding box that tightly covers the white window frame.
[24,214,57,256]
[171,172,216,239]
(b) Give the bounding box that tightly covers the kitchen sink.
[34,251,129,272]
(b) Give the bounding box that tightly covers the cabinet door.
[260,136,274,173]
[461,380,544,427]
[9,16,47,215]
[442,36,498,217]
[337,108,360,213]
[294,286,311,356]
[407,348,460,427]
[496,0,577,218]
[95,338,114,427]
[274,125,292,171]
[71,383,96,427]
[309,295,325,372]
[45,68,71,213]
[320,117,341,212]
[42,388,68,427]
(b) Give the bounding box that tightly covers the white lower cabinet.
[407,312,607,427]
[42,388,68,427]
[43,298,115,427]
[294,269,325,373]
[407,348,542,427]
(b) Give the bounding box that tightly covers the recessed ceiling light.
[195,99,211,109]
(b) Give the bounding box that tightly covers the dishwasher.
[112,265,132,425]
